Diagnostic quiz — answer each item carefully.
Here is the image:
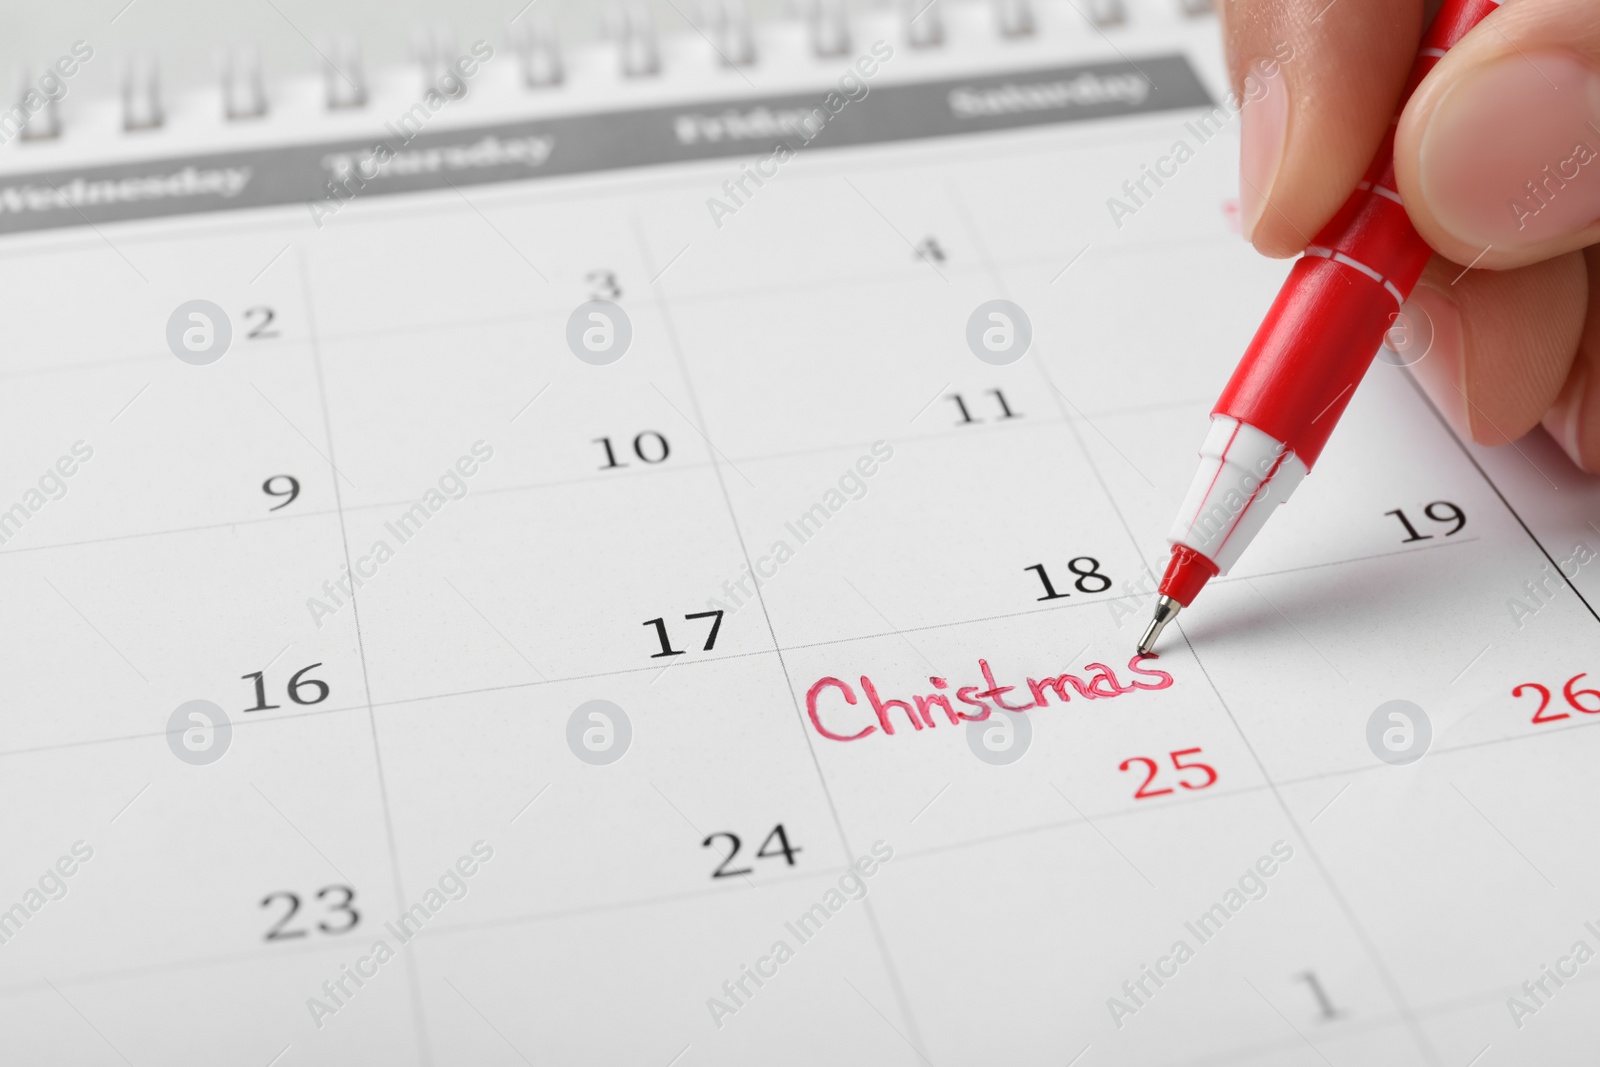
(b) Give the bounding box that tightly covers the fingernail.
[1418,52,1600,249]
[1403,283,1475,438]
[1240,60,1290,242]
[1545,362,1591,471]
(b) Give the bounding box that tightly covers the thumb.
[1397,0,1600,270]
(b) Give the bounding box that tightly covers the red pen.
[1137,0,1503,655]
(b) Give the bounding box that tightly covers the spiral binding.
[8,0,1213,142]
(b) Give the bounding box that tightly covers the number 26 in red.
[1516,673,1600,724]
[1119,747,1218,800]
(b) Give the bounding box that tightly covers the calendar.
[3,2,1600,1064]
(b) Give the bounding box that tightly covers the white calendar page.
[3,3,1600,1065]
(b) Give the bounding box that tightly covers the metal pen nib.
[1136,596,1181,656]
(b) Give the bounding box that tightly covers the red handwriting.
[807,655,1174,742]
[1516,672,1600,725]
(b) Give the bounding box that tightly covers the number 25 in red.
[1119,747,1218,800]
[1516,673,1600,724]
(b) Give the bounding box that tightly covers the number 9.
[263,475,300,511]
[1423,501,1465,536]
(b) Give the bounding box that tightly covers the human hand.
[1221,0,1600,469]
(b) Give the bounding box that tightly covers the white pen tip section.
[1167,415,1308,574]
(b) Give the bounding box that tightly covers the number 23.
[261,885,359,941]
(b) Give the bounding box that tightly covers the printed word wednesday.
[806,655,1174,742]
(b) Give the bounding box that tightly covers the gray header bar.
[0,55,1209,235]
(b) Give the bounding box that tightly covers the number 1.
[1024,564,1070,601]
[243,671,281,712]
[1295,971,1342,1020]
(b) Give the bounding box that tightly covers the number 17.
[643,610,724,658]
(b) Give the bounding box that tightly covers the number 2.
[1516,683,1561,724]
[245,306,279,339]
[1119,757,1172,799]
[261,891,304,940]
[702,833,752,878]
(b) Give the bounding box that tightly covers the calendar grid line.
[11,703,1588,1014]
[972,181,1442,1060]
[299,230,1234,334]
[16,680,1592,916]
[1157,1013,1439,1067]
[1059,366,1446,1059]
[1404,371,1600,629]
[1017,310,1434,1057]
[0,789,1291,1000]
[0,260,981,381]
[943,178,1160,575]
[1173,627,1444,1064]
[0,533,1489,766]
[0,228,1244,386]
[296,249,437,1065]
[0,415,1080,560]
[7,23,1596,1063]
[634,216,929,1053]
[23,679,1594,851]
[0,888,1558,1063]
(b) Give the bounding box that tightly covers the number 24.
[702,824,800,879]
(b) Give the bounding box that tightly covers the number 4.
[756,824,800,866]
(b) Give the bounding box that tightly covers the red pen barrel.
[1214,176,1432,470]
[1211,0,1503,471]
[1147,0,1507,632]
[1212,256,1398,469]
